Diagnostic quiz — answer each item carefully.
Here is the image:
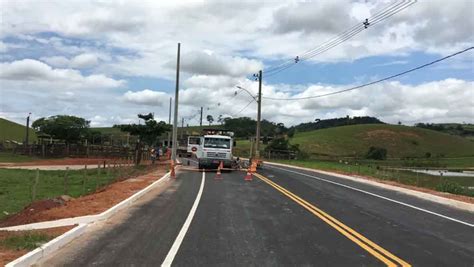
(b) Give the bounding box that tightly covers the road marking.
[267,165,474,227]
[254,173,410,267]
[162,171,205,267]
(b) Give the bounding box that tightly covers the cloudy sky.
[1,0,473,127]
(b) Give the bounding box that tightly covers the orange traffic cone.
[170,160,176,178]
[244,169,252,181]
[215,163,223,180]
[219,161,224,170]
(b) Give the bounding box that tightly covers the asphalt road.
[40,160,474,266]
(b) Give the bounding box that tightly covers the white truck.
[190,129,235,169]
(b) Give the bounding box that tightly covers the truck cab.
[196,134,234,169]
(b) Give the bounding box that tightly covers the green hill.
[0,117,37,144]
[291,124,474,158]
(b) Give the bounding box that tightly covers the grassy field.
[0,118,37,144]
[271,159,474,197]
[291,124,474,158]
[0,166,149,220]
[0,232,51,250]
[0,152,40,163]
[234,139,266,158]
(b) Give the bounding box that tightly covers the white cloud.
[0,59,125,89]
[122,89,171,106]
[40,56,70,67]
[40,53,99,69]
[173,51,262,77]
[70,53,99,68]
[168,75,474,126]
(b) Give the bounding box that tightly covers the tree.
[217,115,224,125]
[365,146,387,160]
[114,113,170,165]
[207,115,214,125]
[32,115,90,144]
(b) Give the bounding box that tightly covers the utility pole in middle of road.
[171,43,181,162]
[255,69,262,159]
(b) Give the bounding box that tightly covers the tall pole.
[167,97,172,147]
[255,70,262,159]
[25,113,31,147]
[181,117,184,139]
[171,43,181,162]
[200,107,203,127]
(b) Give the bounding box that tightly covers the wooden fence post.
[82,165,87,195]
[63,167,70,195]
[95,163,100,190]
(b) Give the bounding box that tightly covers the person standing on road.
[158,146,163,161]
[150,148,156,164]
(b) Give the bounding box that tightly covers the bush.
[365,146,387,160]
[436,180,464,195]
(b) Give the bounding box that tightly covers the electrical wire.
[263,0,416,77]
[263,46,474,101]
[231,98,256,117]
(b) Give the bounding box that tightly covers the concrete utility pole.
[167,97,172,147]
[180,117,184,139]
[25,112,31,146]
[255,70,262,159]
[171,43,181,162]
[200,107,203,126]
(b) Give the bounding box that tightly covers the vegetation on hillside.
[291,116,384,133]
[415,123,474,139]
[290,124,474,159]
[0,118,37,144]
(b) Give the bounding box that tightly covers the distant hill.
[415,123,474,140]
[0,117,37,144]
[290,124,474,158]
[292,116,384,132]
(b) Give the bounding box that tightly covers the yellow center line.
[254,172,411,267]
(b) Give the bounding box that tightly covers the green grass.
[0,118,37,144]
[0,152,40,163]
[0,166,150,220]
[233,139,266,158]
[290,124,474,159]
[271,159,474,197]
[0,233,51,250]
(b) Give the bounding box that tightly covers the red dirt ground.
[0,160,169,227]
[0,226,73,266]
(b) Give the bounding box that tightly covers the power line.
[263,0,416,77]
[263,46,474,101]
[231,98,256,117]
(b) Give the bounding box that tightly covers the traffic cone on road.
[170,160,176,178]
[244,169,253,181]
[215,162,223,180]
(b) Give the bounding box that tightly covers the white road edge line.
[268,165,474,227]
[162,171,206,267]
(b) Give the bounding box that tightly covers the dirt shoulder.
[0,161,169,227]
[3,157,128,167]
[0,226,73,266]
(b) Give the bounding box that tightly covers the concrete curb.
[5,224,88,267]
[1,171,171,231]
[265,161,474,212]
